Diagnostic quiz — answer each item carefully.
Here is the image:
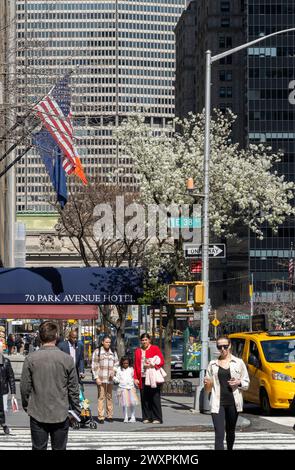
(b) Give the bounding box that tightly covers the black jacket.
[57,340,84,375]
[0,355,16,396]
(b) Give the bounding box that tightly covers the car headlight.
[272,370,295,382]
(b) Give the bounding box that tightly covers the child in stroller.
[71,384,97,429]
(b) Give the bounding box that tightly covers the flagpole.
[0,125,38,164]
[0,69,76,148]
[0,145,32,179]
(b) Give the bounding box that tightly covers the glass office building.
[248,0,295,302]
[15,0,186,212]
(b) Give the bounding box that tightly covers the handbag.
[155,367,167,384]
[11,396,19,413]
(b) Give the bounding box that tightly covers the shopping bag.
[11,396,19,413]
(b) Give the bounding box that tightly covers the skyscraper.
[175,0,295,305]
[247,0,295,302]
[15,0,186,213]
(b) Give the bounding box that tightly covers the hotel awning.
[0,304,98,320]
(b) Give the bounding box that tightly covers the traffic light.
[168,284,188,305]
[194,282,205,305]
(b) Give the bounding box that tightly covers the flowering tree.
[116,111,294,239]
[116,111,295,373]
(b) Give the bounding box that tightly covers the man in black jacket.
[57,327,85,381]
[0,344,16,435]
[20,321,80,450]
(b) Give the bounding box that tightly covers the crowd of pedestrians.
[1,322,257,451]
[4,322,166,450]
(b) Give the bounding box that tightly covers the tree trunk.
[116,305,127,359]
[164,305,175,381]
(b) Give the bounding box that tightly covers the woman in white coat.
[204,335,249,450]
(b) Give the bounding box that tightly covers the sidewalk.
[6,381,250,431]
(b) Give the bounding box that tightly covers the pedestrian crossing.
[0,430,295,450]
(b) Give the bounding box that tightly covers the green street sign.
[236,314,250,320]
[168,217,202,229]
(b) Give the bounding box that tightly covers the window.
[219,36,232,48]
[219,56,232,64]
[221,18,230,27]
[219,87,232,98]
[219,70,232,81]
[221,1,230,13]
[249,341,260,362]
[231,338,245,358]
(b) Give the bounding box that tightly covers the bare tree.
[55,180,149,357]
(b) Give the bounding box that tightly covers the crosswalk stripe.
[0,430,294,450]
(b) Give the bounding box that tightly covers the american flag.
[34,75,87,184]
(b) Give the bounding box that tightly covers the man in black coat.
[0,344,16,435]
[57,327,85,381]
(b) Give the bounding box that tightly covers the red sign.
[190,260,202,273]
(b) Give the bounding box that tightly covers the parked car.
[125,335,139,360]
[171,346,184,372]
[125,326,139,338]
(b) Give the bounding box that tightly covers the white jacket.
[113,367,135,390]
[205,355,250,413]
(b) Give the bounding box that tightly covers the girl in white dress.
[114,356,139,423]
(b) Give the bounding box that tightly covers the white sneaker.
[129,417,136,423]
[124,417,129,423]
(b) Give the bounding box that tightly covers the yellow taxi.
[229,330,295,415]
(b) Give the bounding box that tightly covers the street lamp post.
[197,27,295,413]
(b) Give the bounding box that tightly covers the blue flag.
[32,129,67,208]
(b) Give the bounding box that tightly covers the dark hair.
[140,333,151,341]
[101,334,112,342]
[216,335,231,345]
[120,356,132,368]
[39,321,58,344]
[98,334,115,354]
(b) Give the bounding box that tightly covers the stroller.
[71,384,97,430]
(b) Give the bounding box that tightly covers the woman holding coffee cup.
[204,335,249,450]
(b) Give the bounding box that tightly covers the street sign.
[168,217,202,229]
[184,244,226,258]
[211,318,220,327]
[236,314,250,320]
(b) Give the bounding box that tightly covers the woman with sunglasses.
[204,335,249,450]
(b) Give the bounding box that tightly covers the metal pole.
[194,50,211,413]
[6,0,16,269]
[250,273,254,331]
[159,310,163,352]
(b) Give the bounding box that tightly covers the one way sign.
[184,244,226,258]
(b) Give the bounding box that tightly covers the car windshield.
[172,348,183,356]
[128,337,139,346]
[261,339,295,363]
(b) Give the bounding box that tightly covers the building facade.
[175,0,248,307]
[0,0,17,267]
[15,0,186,214]
[175,0,197,117]
[247,0,295,302]
[175,0,295,305]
